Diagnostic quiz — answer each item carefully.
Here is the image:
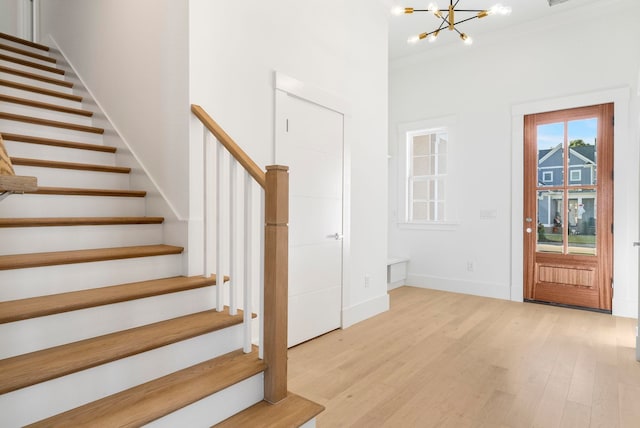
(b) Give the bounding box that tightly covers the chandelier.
[393,1,512,45]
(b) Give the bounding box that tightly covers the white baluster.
[216,144,225,312]
[203,131,215,280]
[229,161,238,316]
[258,191,265,359]
[243,171,253,353]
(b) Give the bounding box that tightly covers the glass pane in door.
[568,118,597,186]
[537,122,564,187]
[567,188,597,255]
[537,190,564,253]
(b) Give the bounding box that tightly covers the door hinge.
[286,119,289,133]
[611,223,614,234]
[612,116,615,126]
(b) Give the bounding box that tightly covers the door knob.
[327,233,343,240]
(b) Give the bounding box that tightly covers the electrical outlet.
[364,275,370,288]
[466,261,474,272]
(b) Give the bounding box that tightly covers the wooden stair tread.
[0,32,50,52]
[0,94,93,116]
[11,157,130,174]
[0,308,246,395]
[26,348,265,428]
[0,175,37,193]
[0,43,56,63]
[0,244,182,271]
[0,112,103,134]
[27,186,146,197]
[0,216,164,228]
[0,53,63,75]
[0,275,222,324]
[214,393,325,428]
[0,79,79,101]
[0,65,72,88]
[1,133,116,153]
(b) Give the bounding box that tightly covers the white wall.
[0,0,19,35]
[389,0,640,318]
[189,0,390,326]
[38,0,191,220]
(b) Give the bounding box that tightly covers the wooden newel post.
[263,165,289,403]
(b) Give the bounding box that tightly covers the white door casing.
[274,72,348,347]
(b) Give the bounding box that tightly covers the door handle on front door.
[327,233,343,240]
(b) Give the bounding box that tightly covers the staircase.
[0,32,322,427]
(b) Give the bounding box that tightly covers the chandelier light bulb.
[489,4,512,16]
[428,31,439,43]
[427,2,440,14]
[391,6,404,16]
[460,33,473,45]
[407,35,420,44]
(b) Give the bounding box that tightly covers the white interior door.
[275,90,344,347]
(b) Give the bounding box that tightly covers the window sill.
[397,221,460,231]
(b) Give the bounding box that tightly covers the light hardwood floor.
[288,286,640,428]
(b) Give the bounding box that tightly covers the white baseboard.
[405,274,510,301]
[342,293,389,329]
[387,280,404,291]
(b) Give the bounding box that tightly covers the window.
[397,116,457,229]
[542,171,553,183]
[570,169,581,182]
[408,130,447,222]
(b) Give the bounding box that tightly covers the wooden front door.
[524,104,614,312]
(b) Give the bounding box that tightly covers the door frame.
[510,87,632,316]
[273,71,351,328]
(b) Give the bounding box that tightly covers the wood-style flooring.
[288,286,640,427]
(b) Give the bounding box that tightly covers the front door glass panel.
[535,117,598,256]
[537,190,564,253]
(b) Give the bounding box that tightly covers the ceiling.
[387,0,601,60]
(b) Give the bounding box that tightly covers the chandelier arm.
[452,15,480,26]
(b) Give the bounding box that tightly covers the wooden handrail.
[1,133,38,196]
[191,105,266,189]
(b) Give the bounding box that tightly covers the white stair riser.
[0,254,183,300]
[0,325,246,427]
[0,40,50,56]
[12,165,130,190]
[0,120,103,146]
[0,84,84,110]
[0,58,61,79]
[3,140,116,165]
[0,223,162,256]
[0,286,218,358]
[1,101,94,127]
[148,374,264,428]
[0,48,57,67]
[0,194,146,218]
[0,71,73,94]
